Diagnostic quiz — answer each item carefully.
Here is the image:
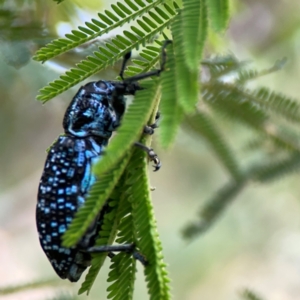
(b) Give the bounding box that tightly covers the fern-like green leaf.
[250,87,300,123]
[107,253,135,300]
[37,4,177,102]
[236,57,287,84]
[206,0,230,32]
[128,146,171,300]
[159,41,184,148]
[202,54,246,78]
[92,80,160,176]
[106,181,136,300]
[183,152,300,239]
[262,123,300,152]
[79,179,131,294]
[125,44,161,77]
[33,0,166,62]
[203,82,267,128]
[182,0,208,71]
[203,82,300,152]
[62,153,131,248]
[251,153,300,183]
[182,178,246,239]
[185,111,241,179]
[81,132,171,297]
[171,13,199,112]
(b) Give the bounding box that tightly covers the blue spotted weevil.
[36,41,170,282]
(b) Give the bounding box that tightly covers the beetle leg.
[134,142,161,172]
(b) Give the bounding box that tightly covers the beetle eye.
[96,81,107,89]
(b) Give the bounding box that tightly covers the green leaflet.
[206,0,230,32]
[185,112,241,180]
[203,82,300,152]
[171,13,199,113]
[202,54,246,78]
[182,0,208,71]
[250,87,300,123]
[159,42,184,148]
[36,4,177,102]
[106,181,136,300]
[236,57,287,84]
[182,177,246,239]
[125,43,161,76]
[182,153,300,240]
[106,253,136,300]
[79,177,135,295]
[33,0,166,62]
[251,153,300,183]
[92,80,160,175]
[203,82,267,128]
[128,146,171,300]
[79,140,171,298]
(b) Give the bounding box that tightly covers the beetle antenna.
[119,51,132,80]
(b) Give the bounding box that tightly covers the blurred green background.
[1,0,300,299]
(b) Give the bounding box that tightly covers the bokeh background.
[1,0,300,299]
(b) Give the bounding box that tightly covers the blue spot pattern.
[36,80,141,282]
